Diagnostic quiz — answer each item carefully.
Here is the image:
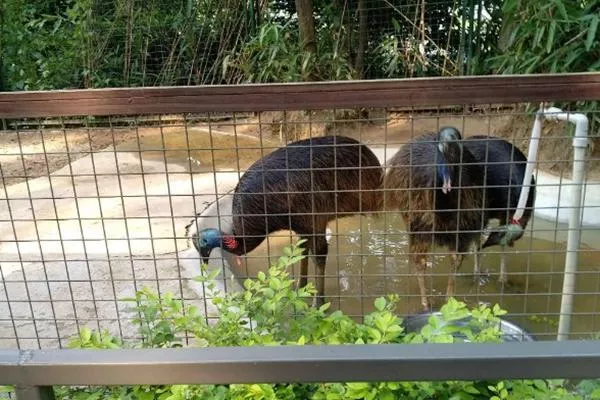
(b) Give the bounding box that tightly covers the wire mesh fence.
[1,103,598,350]
[1,76,600,355]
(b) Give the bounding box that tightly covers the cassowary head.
[481,221,525,249]
[436,126,463,194]
[193,228,238,265]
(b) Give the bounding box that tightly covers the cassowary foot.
[498,247,508,284]
[472,251,482,283]
[419,295,433,312]
[422,301,432,312]
[498,272,508,285]
[296,276,308,290]
[297,255,309,290]
[446,253,463,301]
[446,274,457,301]
[312,295,325,308]
[445,282,455,300]
[472,271,490,287]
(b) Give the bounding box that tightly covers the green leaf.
[80,327,92,343]
[552,0,568,20]
[379,388,395,400]
[136,390,155,400]
[374,297,386,312]
[257,271,266,281]
[463,385,480,394]
[586,16,599,51]
[533,379,548,390]
[326,392,342,400]
[546,20,557,53]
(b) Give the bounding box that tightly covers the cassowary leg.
[473,246,483,283]
[415,256,430,311]
[297,245,309,290]
[446,253,465,300]
[411,240,431,311]
[499,244,508,284]
[311,235,329,308]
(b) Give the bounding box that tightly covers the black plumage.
[194,135,384,306]
[384,127,486,310]
[464,135,536,282]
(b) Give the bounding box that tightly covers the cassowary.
[193,135,383,307]
[384,127,486,310]
[464,135,536,283]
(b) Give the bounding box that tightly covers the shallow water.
[117,127,280,173]
[227,213,600,340]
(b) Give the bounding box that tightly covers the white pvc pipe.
[540,108,589,341]
[513,107,588,340]
[513,112,544,221]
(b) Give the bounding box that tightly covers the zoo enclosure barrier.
[1,72,600,396]
[2,341,600,400]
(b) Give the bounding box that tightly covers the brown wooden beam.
[1,73,599,118]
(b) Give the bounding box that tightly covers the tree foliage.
[0,0,507,90]
[491,0,599,74]
[0,0,597,90]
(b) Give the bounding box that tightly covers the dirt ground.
[0,128,139,187]
[1,110,598,188]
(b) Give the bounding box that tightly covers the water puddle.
[116,127,280,173]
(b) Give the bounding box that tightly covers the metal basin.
[402,312,536,342]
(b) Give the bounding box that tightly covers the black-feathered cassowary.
[193,135,383,306]
[384,127,486,310]
[464,135,536,283]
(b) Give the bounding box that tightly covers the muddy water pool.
[231,214,600,339]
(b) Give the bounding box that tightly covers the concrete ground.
[0,147,241,348]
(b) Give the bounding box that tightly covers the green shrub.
[223,19,354,84]
[3,240,597,399]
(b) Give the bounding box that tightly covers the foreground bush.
[3,241,599,399]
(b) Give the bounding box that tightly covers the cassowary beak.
[482,223,525,248]
[192,234,212,265]
[200,248,211,266]
[438,141,449,155]
[437,142,452,194]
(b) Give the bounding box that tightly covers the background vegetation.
[1,0,598,91]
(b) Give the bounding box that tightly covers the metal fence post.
[14,386,55,400]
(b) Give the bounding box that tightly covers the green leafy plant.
[29,241,591,398]
[491,0,600,124]
[492,0,599,75]
[224,15,355,84]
